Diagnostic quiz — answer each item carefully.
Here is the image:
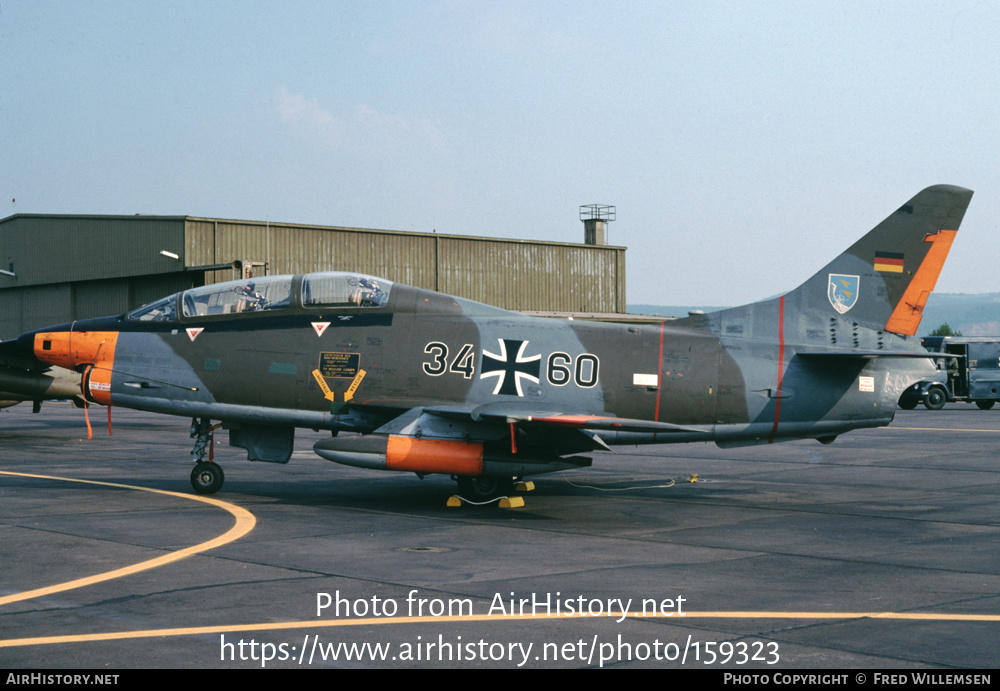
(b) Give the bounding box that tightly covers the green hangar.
[0,213,627,341]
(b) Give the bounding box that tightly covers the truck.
[898,336,1000,410]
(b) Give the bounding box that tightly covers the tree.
[929,322,962,337]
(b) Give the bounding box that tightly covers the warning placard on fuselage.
[319,352,361,378]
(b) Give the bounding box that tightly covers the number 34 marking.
[422,342,475,378]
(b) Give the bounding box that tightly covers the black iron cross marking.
[480,338,541,396]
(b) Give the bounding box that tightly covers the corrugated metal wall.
[185,219,441,288]
[0,215,187,287]
[0,285,72,338]
[1,214,625,339]
[0,215,195,338]
[436,236,624,312]
[184,218,625,313]
[0,275,204,338]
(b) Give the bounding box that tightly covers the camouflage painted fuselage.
[2,185,973,488]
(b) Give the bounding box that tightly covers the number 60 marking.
[547,352,599,388]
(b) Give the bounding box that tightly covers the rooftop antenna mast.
[579,204,616,245]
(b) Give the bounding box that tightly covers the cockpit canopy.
[126,272,393,322]
[183,275,293,317]
[302,273,389,308]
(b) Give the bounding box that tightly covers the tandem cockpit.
[126,272,394,322]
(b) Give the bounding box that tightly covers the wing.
[422,401,708,433]
[313,403,709,476]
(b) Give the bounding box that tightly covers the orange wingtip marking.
[885,230,957,335]
[386,436,484,475]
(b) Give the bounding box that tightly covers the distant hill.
[628,293,1000,337]
[918,292,1000,336]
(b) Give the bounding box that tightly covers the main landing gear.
[449,475,534,508]
[190,418,224,495]
[454,475,519,501]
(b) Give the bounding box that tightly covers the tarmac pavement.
[1,402,997,669]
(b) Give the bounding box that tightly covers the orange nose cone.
[33,331,119,370]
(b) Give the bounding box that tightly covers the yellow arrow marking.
[311,369,335,401]
[344,368,367,401]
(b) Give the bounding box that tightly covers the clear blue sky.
[3,1,998,305]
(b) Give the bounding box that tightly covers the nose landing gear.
[190,418,224,495]
[191,462,225,495]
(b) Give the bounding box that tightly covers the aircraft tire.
[898,399,918,410]
[924,388,947,411]
[191,462,224,495]
[975,400,996,410]
[456,475,514,501]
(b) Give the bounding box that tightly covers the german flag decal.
[874,251,904,273]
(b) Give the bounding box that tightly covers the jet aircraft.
[0,185,973,498]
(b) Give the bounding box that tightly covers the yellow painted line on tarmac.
[1,610,996,649]
[0,470,257,607]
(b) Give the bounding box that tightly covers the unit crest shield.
[828,274,859,314]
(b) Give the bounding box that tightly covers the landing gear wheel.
[191,462,224,495]
[924,388,946,410]
[976,400,995,410]
[898,398,918,410]
[456,475,514,501]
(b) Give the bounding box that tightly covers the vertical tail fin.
[787,185,973,335]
